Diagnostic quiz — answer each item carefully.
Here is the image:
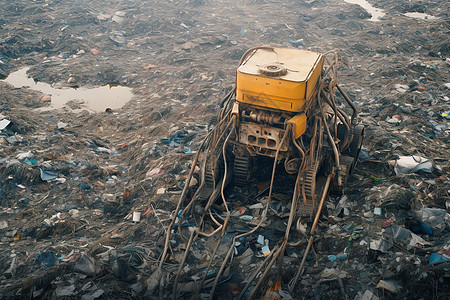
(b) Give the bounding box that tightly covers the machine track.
[233,155,250,186]
[297,165,317,220]
[197,166,215,201]
[334,155,354,193]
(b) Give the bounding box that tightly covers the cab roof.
[238,47,323,83]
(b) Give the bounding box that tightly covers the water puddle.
[404,12,439,20]
[2,67,133,112]
[344,0,386,21]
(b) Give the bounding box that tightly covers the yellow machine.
[170,45,365,222]
[192,46,364,219]
[160,46,365,298]
[234,47,322,154]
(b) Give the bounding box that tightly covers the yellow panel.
[306,56,323,100]
[287,113,307,139]
[236,47,323,113]
[238,48,322,82]
[236,72,307,112]
[241,94,294,111]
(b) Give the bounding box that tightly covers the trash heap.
[1,0,449,299]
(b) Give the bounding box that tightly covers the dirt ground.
[0,0,449,299]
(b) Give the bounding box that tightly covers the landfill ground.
[0,0,449,299]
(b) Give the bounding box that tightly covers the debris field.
[0,0,449,299]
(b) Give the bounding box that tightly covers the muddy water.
[344,0,386,21]
[3,68,133,112]
[404,12,439,20]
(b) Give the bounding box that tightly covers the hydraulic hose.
[336,84,358,125]
[208,124,291,299]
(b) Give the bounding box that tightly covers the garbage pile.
[1,0,449,299]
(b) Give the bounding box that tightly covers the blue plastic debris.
[288,38,304,48]
[337,253,348,260]
[160,133,188,147]
[429,253,450,265]
[18,198,29,205]
[40,251,56,268]
[358,150,369,162]
[40,168,57,181]
[23,158,38,165]
[96,147,116,154]
[257,235,264,245]
[410,222,433,235]
[81,182,92,191]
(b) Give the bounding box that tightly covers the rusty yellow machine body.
[234,47,322,156]
[202,46,364,219]
[159,46,365,299]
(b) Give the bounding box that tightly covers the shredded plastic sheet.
[415,208,450,233]
[0,119,11,130]
[389,155,433,175]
